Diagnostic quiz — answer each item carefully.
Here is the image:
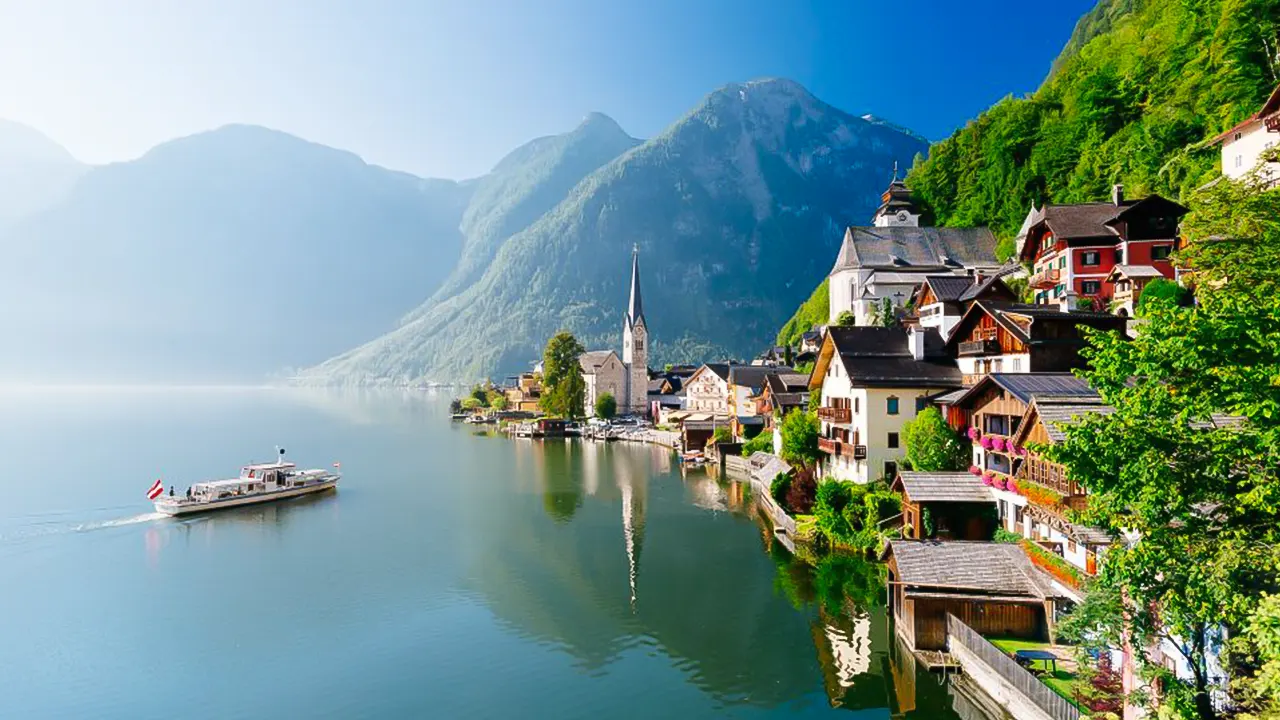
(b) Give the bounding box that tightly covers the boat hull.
[154,478,338,516]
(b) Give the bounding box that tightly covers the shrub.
[785,469,818,514]
[902,407,969,472]
[780,411,821,467]
[594,392,617,420]
[770,472,792,509]
[711,426,732,445]
[741,431,774,457]
[1136,277,1189,312]
[815,482,856,541]
[994,527,1022,544]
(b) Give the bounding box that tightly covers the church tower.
[621,246,648,414]
[871,164,921,227]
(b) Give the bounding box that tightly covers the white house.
[809,326,962,484]
[682,363,731,415]
[1214,82,1280,183]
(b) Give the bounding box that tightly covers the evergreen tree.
[539,332,587,419]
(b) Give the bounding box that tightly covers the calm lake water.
[0,388,993,719]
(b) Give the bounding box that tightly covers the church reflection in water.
[460,439,994,718]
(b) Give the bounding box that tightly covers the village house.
[727,365,793,440]
[503,372,542,413]
[1017,185,1188,311]
[911,273,1018,340]
[681,363,731,415]
[882,540,1063,652]
[579,350,625,418]
[942,372,1112,584]
[810,326,962,484]
[891,471,996,541]
[827,178,1002,326]
[942,299,1127,385]
[1214,81,1280,183]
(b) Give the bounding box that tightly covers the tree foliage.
[742,430,774,457]
[1135,277,1189,312]
[777,278,829,347]
[835,310,857,327]
[813,480,902,551]
[902,407,969,472]
[906,0,1280,237]
[538,332,587,419]
[594,392,617,420]
[1046,162,1280,719]
[779,411,821,468]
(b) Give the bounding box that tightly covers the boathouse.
[891,471,996,541]
[882,540,1060,651]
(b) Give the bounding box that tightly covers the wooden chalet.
[943,300,1126,385]
[892,471,996,541]
[912,273,1017,340]
[883,540,1061,651]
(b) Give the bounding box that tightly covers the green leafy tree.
[539,332,587,419]
[741,430,774,456]
[594,392,617,420]
[869,297,896,328]
[470,384,490,407]
[995,236,1018,262]
[711,426,732,445]
[1136,277,1189,312]
[1046,166,1280,720]
[776,278,829,347]
[834,310,856,327]
[779,411,820,468]
[489,394,508,411]
[901,407,969,471]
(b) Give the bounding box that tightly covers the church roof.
[578,350,619,374]
[627,248,645,328]
[830,226,1000,274]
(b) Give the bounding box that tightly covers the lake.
[0,387,995,718]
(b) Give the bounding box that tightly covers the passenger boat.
[151,449,340,516]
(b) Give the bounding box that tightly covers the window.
[1235,132,1243,142]
[1012,357,1023,372]
[1014,504,1025,524]
[1059,256,1067,269]
[915,396,927,413]
[993,358,1003,372]
[854,397,860,414]
[884,461,897,479]
[1236,154,1244,168]
[1067,539,1078,554]
[1115,247,1124,264]
[1152,245,1172,261]
[1081,280,1101,295]
[887,432,899,449]
[886,396,899,415]
[1081,251,1100,266]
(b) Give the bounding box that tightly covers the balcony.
[1029,268,1060,289]
[818,437,866,459]
[957,339,1000,357]
[817,406,852,423]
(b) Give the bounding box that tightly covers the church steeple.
[872,163,921,228]
[626,244,645,328]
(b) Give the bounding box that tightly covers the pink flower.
[980,436,995,450]
[968,465,981,476]
[994,476,1007,491]
[1006,478,1019,493]
[992,437,1006,452]
[981,474,994,486]
[967,427,982,441]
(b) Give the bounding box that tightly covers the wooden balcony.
[817,406,852,423]
[1029,268,1060,289]
[1019,456,1086,498]
[818,437,866,459]
[957,339,1000,357]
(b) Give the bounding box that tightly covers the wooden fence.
[946,614,1080,720]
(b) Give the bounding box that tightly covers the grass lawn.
[794,514,817,541]
[990,638,1081,708]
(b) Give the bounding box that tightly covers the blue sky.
[0,0,1096,179]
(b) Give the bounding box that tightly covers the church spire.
[627,244,644,327]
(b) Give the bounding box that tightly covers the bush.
[742,431,774,456]
[902,407,969,472]
[711,426,732,445]
[780,411,821,467]
[813,481,902,550]
[594,392,617,420]
[1136,278,1189,312]
[770,472,792,509]
[815,482,856,541]
[834,310,856,326]
[785,469,818,515]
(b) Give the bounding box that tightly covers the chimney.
[1059,289,1079,313]
[1111,183,1124,206]
[973,269,986,286]
[908,325,926,361]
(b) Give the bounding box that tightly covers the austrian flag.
[146,479,164,500]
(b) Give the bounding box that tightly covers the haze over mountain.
[0,124,471,382]
[309,78,927,384]
[0,119,87,225]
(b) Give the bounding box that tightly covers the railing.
[958,339,1000,357]
[1029,268,1061,289]
[1020,457,1085,498]
[947,614,1081,720]
[818,437,866,459]
[817,406,852,423]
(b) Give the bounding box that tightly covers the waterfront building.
[682,363,732,415]
[1213,81,1280,183]
[891,471,996,541]
[504,372,542,413]
[810,326,961,484]
[579,350,625,418]
[1016,185,1187,309]
[727,364,793,440]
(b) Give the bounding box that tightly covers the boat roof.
[195,478,263,489]
[242,462,296,470]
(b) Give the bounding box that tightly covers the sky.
[0,0,1098,180]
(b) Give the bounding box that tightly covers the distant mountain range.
[308,78,927,384]
[0,78,925,383]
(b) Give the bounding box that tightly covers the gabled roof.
[919,275,976,303]
[579,350,620,373]
[1018,194,1188,262]
[943,300,1126,351]
[692,363,731,383]
[884,540,1055,599]
[951,372,1098,409]
[830,226,1000,274]
[960,273,1016,302]
[728,365,794,389]
[1105,264,1166,281]
[894,472,994,504]
[764,372,810,395]
[812,327,962,390]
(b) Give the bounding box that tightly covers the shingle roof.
[728,365,794,389]
[886,540,1054,598]
[922,275,976,302]
[701,363,731,382]
[897,472,995,503]
[578,350,618,373]
[1035,399,1113,442]
[930,388,969,405]
[826,327,962,388]
[959,273,1013,301]
[765,373,810,394]
[946,301,1126,349]
[1041,203,1122,240]
[831,226,1001,274]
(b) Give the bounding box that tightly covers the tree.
[995,236,1017,262]
[741,430,774,456]
[489,394,508,411]
[469,384,490,407]
[901,407,969,471]
[869,297,897,328]
[594,392,617,420]
[1047,164,1280,720]
[834,310,856,327]
[780,411,821,468]
[1136,277,1189,312]
[711,426,732,445]
[539,332,587,419]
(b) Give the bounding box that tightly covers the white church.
[580,248,649,417]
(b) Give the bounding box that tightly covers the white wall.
[1222,121,1280,181]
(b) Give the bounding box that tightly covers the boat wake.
[73,512,166,532]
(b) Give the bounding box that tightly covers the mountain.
[306,78,928,384]
[906,0,1280,237]
[0,124,471,382]
[0,119,87,224]
[407,112,641,319]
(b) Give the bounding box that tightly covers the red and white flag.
[146,479,164,500]
[332,462,342,469]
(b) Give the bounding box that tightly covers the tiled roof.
[1041,203,1122,240]
[886,540,1054,598]
[831,226,1000,274]
[728,365,794,389]
[1035,399,1113,442]
[960,273,1012,301]
[578,350,618,372]
[1108,264,1165,280]
[922,275,976,302]
[701,363,731,382]
[930,388,969,405]
[826,327,962,388]
[951,373,1097,409]
[897,472,994,503]
[765,372,810,394]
